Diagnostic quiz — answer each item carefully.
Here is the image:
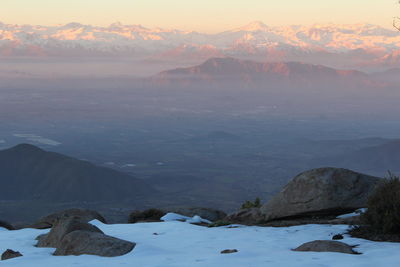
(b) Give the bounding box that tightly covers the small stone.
[332,234,344,240]
[221,249,238,254]
[1,249,23,261]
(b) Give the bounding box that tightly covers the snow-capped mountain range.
[1,21,400,69]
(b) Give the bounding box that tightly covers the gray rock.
[128,209,166,223]
[164,207,227,222]
[54,230,135,257]
[35,233,48,243]
[293,240,360,254]
[261,168,379,221]
[30,208,107,229]
[36,218,103,248]
[224,208,264,225]
[1,249,23,260]
[332,234,344,240]
[0,220,14,230]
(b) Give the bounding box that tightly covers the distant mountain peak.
[109,21,123,27]
[0,21,399,70]
[235,21,269,32]
[62,22,85,28]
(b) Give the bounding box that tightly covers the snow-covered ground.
[336,209,367,219]
[1,217,400,267]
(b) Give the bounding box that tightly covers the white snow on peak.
[0,21,399,58]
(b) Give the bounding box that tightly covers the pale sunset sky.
[1,0,398,32]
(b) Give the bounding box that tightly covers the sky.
[1,0,398,33]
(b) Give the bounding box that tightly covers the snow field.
[1,217,400,267]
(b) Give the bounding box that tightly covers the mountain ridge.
[1,21,399,70]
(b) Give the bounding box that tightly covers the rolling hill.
[0,144,156,202]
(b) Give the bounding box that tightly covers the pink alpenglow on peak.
[0,21,400,70]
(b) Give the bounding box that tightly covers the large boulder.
[261,168,379,221]
[54,230,135,257]
[36,218,103,248]
[30,208,106,229]
[0,220,14,230]
[165,207,227,222]
[293,240,360,254]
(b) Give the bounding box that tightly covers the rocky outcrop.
[224,208,264,225]
[261,215,361,227]
[36,217,103,248]
[128,209,166,223]
[261,168,379,221]
[35,234,48,244]
[30,209,107,229]
[293,240,360,254]
[0,220,15,230]
[165,207,226,222]
[54,230,135,257]
[1,249,23,260]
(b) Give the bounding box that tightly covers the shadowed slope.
[0,144,156,202]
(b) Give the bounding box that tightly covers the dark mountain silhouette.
[0,144,156,202]
[153,57,371,87]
